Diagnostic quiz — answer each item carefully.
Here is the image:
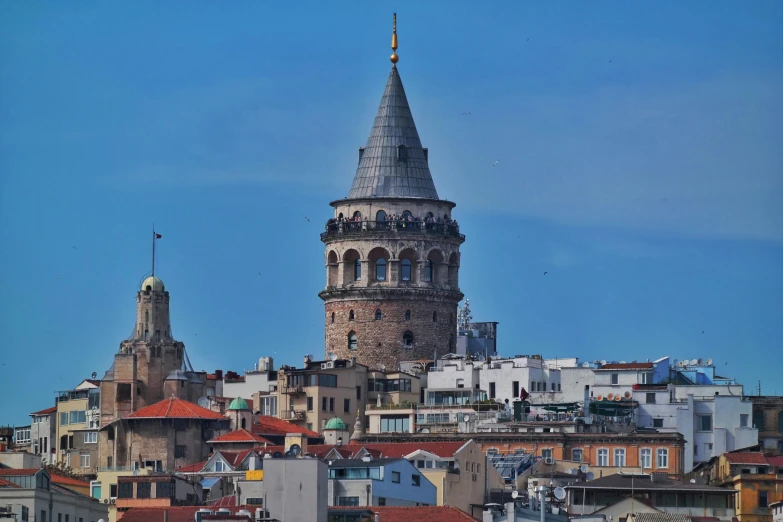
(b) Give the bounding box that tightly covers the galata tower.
[320,15,465,370]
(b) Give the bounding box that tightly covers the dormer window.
[397,144,408,162]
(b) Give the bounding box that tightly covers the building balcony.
[285,385,305,395]
[321,220,464,242]
[279,410,307,421]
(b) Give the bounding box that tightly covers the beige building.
[55,378,101,475]
[278,357,369,434]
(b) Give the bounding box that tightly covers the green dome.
[324,417,347,430]
[227,397,250,411]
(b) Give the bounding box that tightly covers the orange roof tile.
[0,469,41,476]
[30,406,57,416]
[208,429,272,445]
[0,478,19,488]
[724,453,770,465]
[336,506,477,522]
[252,416,319,438]
[256,441,469,460]
[208,495,237,507]
[49,471,90,487]
[126,397,226,420]
[175,460,207,473]
[119,506,253,522]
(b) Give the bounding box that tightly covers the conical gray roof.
[347,67,439,200]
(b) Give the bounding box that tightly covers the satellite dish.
[272,452,283,459]
[582,362,591,368]
[596,395,603,402]
[571,468,580,475]
[512,490,519,499]
[580,464,589,473]
[420,428,430,433]
[329,352,338,362]
[554,487,566,500]
[615,396,622,401]
[198,397,209,408]
[91,372,97,379]
[463,415,471,423]
[706,358,713,366]
[284,450,294,458]
[289,444,301,457]
[607,393,615,401]
[379,364,386,371]
[690,359,698,366]
[619,361,626,364]
[697,358,703,365]
[679,361,685,367]
[600,360,607,365]
[623,391,631,399]
[586,472,595,480]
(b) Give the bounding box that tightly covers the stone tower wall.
[134,290,172,341]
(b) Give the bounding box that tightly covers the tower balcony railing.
[321,220,464,241]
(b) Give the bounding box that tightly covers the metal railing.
[322,220,464,240]
[279,410,307,421]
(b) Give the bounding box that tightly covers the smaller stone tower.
[227,398,252,431]
[323,417,350,445]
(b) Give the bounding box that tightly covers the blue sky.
[1,2,781,425]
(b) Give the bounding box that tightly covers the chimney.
[214,369,223,380]
[362,455,372,463]
[374,513,380,522]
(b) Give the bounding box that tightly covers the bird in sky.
[258,272,262,276]
[193,333,198,336]
[462,112,471,116]
[304,217,310,222]
[72,246,76,249]
[702,331,705,334]
[544,272,548,275]
[492,160,500,167]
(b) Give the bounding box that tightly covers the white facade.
[223,357,277,403]
[635,388,758,472]
[0,471,108,522]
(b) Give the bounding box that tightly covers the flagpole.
[152,224,156,277]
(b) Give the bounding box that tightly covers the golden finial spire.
[390,13,399,66]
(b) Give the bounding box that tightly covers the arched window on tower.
[402,331,414,348]
[401,259,412,281]
[331,312,335,324]
[145,311,149,323]
[375,309,382,320]
[376,210,387,222]
[376,258,387,281]
[241,418,246,429]
[353,211,362,220]
[432,311,438,322]
[348,331,358,351]
[425,260,433,282]
[349,310,355,321]
[397,144,408,162]
[405,310,411,321]
[354,259,362,281]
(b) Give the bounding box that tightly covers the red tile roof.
[49,470,90,488]
[175,460,207,473]
[0,478,20,488]
[252,416,319,437]
[256,441,468,460]
[724,453,770,465]
[599,362,654,370]
[0,469,41,476]
[30,406,57,416]
[215,449,255,467]
[126,397,226,420]
[208,494,237,507]
[119,506,253,522]
[208,429,271,445]
[336,506,477,522]
[766,456,783,467]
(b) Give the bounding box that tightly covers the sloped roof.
[634,514,692,522]
[252,416,319,437]
[30,406,57,416]
[565,473,734,493]
[0,478,19,488]
[214,449,255,468]
[49,470,90,488]
[0,469,41,476]
[333,506,476,522]
[126,396,226,420]
[119,506,253,522]
[175,460,207,473]
[346,66,439,200]
[257,441,467,460]
[766,456,783,467]
[208,494,237,507]
[724,453,770,465]
[208,429,272,445]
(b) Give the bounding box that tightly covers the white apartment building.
[634,386,758,472]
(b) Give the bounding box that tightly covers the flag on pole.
[155,233,162,239]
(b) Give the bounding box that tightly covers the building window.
[614,449,626,467]
[611,373,619,385]
[759,491,768,508]
[397,144,408,162]
[392,471,400,483]
[541,449,553,460]
[572,449,583,462]
[215,460,224,472]
[656,448,668,468]
[331,312,335,324]
[753,410,764,430]
[338,497,359,507]
[404,310,411,321]
[307,397,313,411]
[375,309,382,320]
[41,511,46,522]
[90,482,101,499]
[698,415,713,432]
[348,331,357,351]
[80,454,90,468]
[156,481,174,499]
[412,475,421,486]
[118,482,133,498]
[21,507,28,522]
[60,413,68,426]
[740,414,748,428]
[640,448,652,469]
[329,398,335,412]
[646,393,656,404]
[322,397,328,412]
[425,260,433,282]
[175,445,186,458]
[378,497,386,506]
[640,372,653,384]
[137,481,151,499]
[376,258,387,281]
[597,449,608,466]
[354,259,361,281]
[489,382,496,399]
[653,418,664,428]
[356,386,362,400]
[344,399,350,413]
[83,432,97,444]
[349,310,355,321]
[401,259,412,281]
[402,331,414,348]
[376,210,387,222]
[380,416,409,433]
[432,311,437,322]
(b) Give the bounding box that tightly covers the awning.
[539,403,580,413]
[200,477,222,489]
[589,401,638,415]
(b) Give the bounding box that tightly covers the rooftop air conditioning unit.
[321,361,335,369]
[545,457,554,465]
[237,510,252,518]
[216,508,232,514]
[103,499,109,504]
[110,499,116,504]
[195,509,214,522]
